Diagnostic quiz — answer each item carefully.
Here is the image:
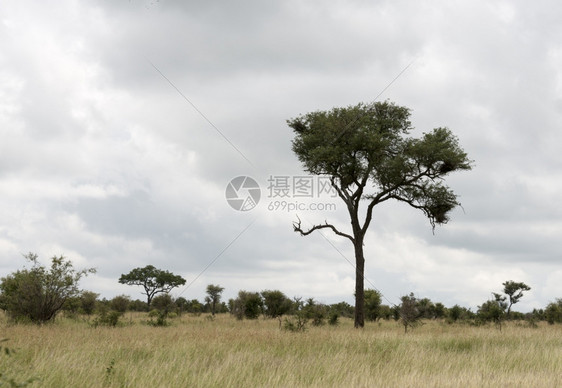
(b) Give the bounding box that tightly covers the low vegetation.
[1,312,561,387]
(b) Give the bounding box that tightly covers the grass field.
[1,313,561,387]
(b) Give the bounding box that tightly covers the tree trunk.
[354,240,365,328]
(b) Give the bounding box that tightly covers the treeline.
[2,254,562,328]
[58,287,562,328]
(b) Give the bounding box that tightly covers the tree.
[364,289,382,321]
[545,299,562,324]
[118,265,186,309]
[289,101,472,328]
[502,280,531,316]
[205,284,225,316]
[232,291,263,320]
[80,291,99,315]
[400,293,421,333]
[0,253,95,323]
[110,295,131,313]
[478,295,507,330]
[261,290,292,320]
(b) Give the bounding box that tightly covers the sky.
[1,0,561,313]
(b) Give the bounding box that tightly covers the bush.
[283,313,307,332]
[232,291,263,320]
[545,299,562,324]
[0,253,95,323]
[92,309,122,327]
[110,295,131,313]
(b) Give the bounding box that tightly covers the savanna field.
[1,312,561,388]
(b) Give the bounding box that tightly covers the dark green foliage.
[118,265,186,309]
[232,291,263,320]
[205,284,224,316]
[0,253,95,323]
[328,312,339,326]
[447,304,475,322]
[283,313,308,332]
[545,299,562,324]
[128,299,148,312]
[302,299,327,326]
[477,296,507,330]
[80,291,99,315]
[92,308,122,327]
[364,289,382,321]
[502,280,531,316]
[289,101,472,328]
[261,290,292,319]
[151,293,174,315]
[328,301,354,319]
[378,305,393,320]
[110,295,131,313]
[417,298,437,319]
[400,293,422,333]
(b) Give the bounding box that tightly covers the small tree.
[261,290,292,322]
[80,291,99,316]
[0,253,95,323]
[502,280,531,316]
[545,299,562,324]
[110,295,131,313]
[364,289,382,321]
[118,265,186,309]
[400,293,421,333]
[232,291,263,320]
[478,294,508,330]
[205,284,225,316]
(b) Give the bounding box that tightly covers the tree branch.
[293,215,355,243]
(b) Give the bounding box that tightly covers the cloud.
[1,0,561,312]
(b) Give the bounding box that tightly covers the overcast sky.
[1,0,561,312]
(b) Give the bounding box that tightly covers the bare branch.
[293,215,355,243]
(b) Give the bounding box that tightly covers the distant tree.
[110,295,131,313]
[128,299,148,312]
[0,253,95,323]
[261,290,292,321]
[545,299,562,324]
[364,289,382,321]
[502,281,531,316]
[205,284,225,316]
[80,291,99,315]
[478,294,508,330]
[329,301,355,319]
[232,291,263,320]
[151,293,174,315]
[378,305,393,320]
[118,265,185,309]
[447,304,464,322]
[400,293,421,333]
[302,298,327,326]
[434,302,446,319]
[417,298,436,319]
[175,297,189,315]
[289,101,472,328]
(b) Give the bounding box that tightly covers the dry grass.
[1,313,561,387]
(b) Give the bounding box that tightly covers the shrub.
[0,253,95,323]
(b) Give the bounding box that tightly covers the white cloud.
[1,0,561,312]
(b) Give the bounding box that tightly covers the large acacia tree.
[288,101,472,328]
[119,265,186,309]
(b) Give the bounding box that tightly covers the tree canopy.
[118,265,186,309]
[0,253,95,323]
[289,101,472,328]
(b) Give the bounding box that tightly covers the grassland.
[1,313,561,387]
